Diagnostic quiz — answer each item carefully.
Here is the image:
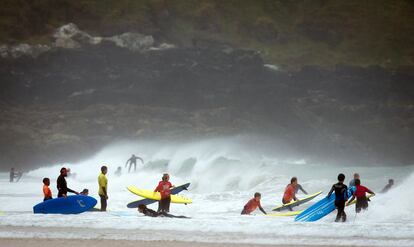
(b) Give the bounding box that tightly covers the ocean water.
[0,137,413,246]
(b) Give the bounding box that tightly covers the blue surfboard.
[127,183,190,208]
[295,187,355,222]
[33,195,97,214]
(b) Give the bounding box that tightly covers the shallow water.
[1,137,413,246]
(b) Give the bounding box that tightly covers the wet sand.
[0,226,350,247]
[0,238,347,247]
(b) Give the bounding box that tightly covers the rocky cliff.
[1,24,413,170]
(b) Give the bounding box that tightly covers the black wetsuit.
[57,174,77,197]
[9,170,15,182]
[381,184,392,193]
[142,208,188,218]
[328,182,348,222]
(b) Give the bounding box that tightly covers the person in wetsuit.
[327,173,348,222]
[9,168,16,182]
[138,204,188,218]
[381,179,394,193]
[241,192,267,215]
[347,179,375,213]
[125,154,144,173]
[57,167,79,197]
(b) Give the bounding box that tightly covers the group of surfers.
[242,173,394,222]
[41,165,184,218]
[40,161,395,221]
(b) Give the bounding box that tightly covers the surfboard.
[127,185,192,204]
[272,191,322,211]
[267,211,303,217]
[33,195,97,214]
[295,187,355,222]
[127,183,191,208]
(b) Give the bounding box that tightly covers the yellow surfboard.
[127,186,192,204]
[267,211,303,217]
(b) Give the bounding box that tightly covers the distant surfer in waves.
[327,173,348,222]
[138,204,188,218]
[282,177,299,209]
[125,154,144,173]
[9,168,22,182]
[154,173,174,213]
[57,167,79,197]
[347,179,375,213]
[241,192,267,215]
[9,168,16,182]
[114,166,122,177]
[381,179,394,193]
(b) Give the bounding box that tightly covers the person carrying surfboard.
[347,179,375,213]
[98,166,108,211]
[327,173,348,222]
[154,173,174,213]
[125,154,144,173]
[241,192,267,215]
[283,177,299,207]
[42,178,52,201]
[57,167,79,198]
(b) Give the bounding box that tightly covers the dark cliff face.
[0,43,413,170]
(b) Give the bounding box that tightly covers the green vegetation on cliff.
[1,0,413,69]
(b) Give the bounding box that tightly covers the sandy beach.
[0,225,376,247]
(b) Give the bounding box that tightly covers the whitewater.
[1,137,413,246]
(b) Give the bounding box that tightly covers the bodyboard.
[33,195,97,214]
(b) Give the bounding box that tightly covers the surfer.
[114,166,122,177]
[347,179,375,213]
[349,173,360,187]
[138,204,188,218]
[9,168,16,182]
[125,154,144,173]
[57,167,79,198]
[98,166,108,211]
[42,178,53,201]
[327,173,348,222]
[154,173,174,213]
[381,179,394,193]
[241,192,267,215]
[282,177,299,207]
